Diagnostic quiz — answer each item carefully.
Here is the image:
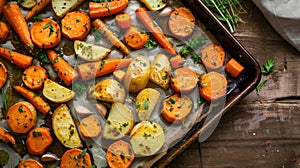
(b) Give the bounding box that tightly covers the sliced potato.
[88,79,126,103]
[150,53,172,89]
[113,69,126,82]
[103,103,134,140]
[138,0,168,11]
[130,121,165,156]
[43,79,75,103]
[52,0,84,17]
[18,0,37,9]
[52,104,83,148]
[74,40,111,62]
[124,55,150,93]
[135,88,160,121]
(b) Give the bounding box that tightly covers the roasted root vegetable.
[124,26,149,49]
[18,0,36,9]
[31,18,61,49]
[47,50,79,86]
[3,4,34,51]
[135,7,176,55]
[92,19,129,55]
[26,127,53,155]
[88,79,126,103]
[135,88,160,121]
[170,67,198,93]
[61,11,91,40]
[25,0,51,20]
[0,0,6,15]
[225,58,244,78]
[78,58,132,81]
[80,116,102,138]
[161,94,193,123]
[6,101,37,134]
[0,47,33,69]
[0,21,9,42]
[0,62,8,89]
[103,103,134,140]
[42,79,75,103]
[74,40,111,61]
[138,0,168,11]
[106,140,135,168]
[130,121,165,156]
[150,53,172,89]
[116,13,132,29]
[14,86,51,115]
[199,71,227,101]
[52,0,84,17]
[0,127,16,145]
[201,44,225,70]
[60,148,92,168]
[18,159,43,168]
[89,0,129,18]
[22,65,47,90]
[52,104,83,148]
[170,54,183,69]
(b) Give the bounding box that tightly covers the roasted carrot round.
[60,148,92,168]
[116,13,131,29]
[170,54,183,69]
[22,65,47,90]
[31,18,61,49]
[124,26,149,49]
[0,62,8,89]
[0,21,9,42]
[18,159,44,168]
[80,116,101,138]
[225,58,244,78]
[199,71,228,101]
[201,44,225,70]
[106,140,135,168]
[61,11,91,40]
[170,67,198,93]
[26,127,53,155]
[6,101,37,134]
[89,0,129,18]
[0,127,16,145]
[168,7,195,38]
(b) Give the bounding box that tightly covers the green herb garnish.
[32,15,42,22]
[1,89,8,112]
[144,33,157,49]
[72,82,87,94]
[36,49,50,63]
[33,131,42,137]
[256,79,268,93]
[81,148,87,157]
[261,58,274,74]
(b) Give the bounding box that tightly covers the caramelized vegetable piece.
[3,4,34,51]
[135,88,160,121]
[25,0,51,20]
[60,148,92,168]
[225,58,245,78]
[170,54,183,69]
[42,79,75,103]
[106,140,135,168]
[52,0,84,17]
[138,0,168,11]
[13,86,51,115]
[0,47,33,69]
[116,13,132,29]
[0,0,6,15]
[199,71,228,101]
[0,127,16,145]
[170,67,198,93]
[89,0,129,18]
[150,53,172,89]
[0,21,9,42]
[61,11,91,40]
[74,40,111,61]
[31,18,61,49]
[18,159,44,168]
[18,0,37,9]
[0,62,8,89]
[124,26,149,49]
[80,116,101,138]
[6,101,37,134]
[22,65,47,90]
[26,127,53,155]
[201,44,225,70]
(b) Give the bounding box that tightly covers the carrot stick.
[13,86,51,115]
[25,0,51,20]
[225,58,244,78]
[78,58,132,81]
[26,127,53,155]
[3,4,34,52]
[89,0,129,18]
[0,62,8,89]
[0,127,16,145]
[47,50,79,86]
[93,19,129,55]
[0,47,33,69]
[0,0,6,15]
[135,7,176,55]
[0,21,9,42]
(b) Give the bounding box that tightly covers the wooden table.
[168,1,300,167]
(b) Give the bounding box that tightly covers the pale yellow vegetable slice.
[51,0,84,17]
[150,53,172,89]
[18,0,37,9]
[74,40,111,62]
[138,0,168,11]
[42,79,75,103]
[135,88,160,121]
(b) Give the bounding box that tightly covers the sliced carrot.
[0,127,16,145]
[225,58,244,78]
[93,19,129,55]
[106,140,135,168]
[170,67,198,93]
[18,159,44,168]
[199,71,227,101]
[60,148,92,168]
[22,65,47,90]
[201,44,225,70]
[113,69,126,82]
[89,0,129,18]
[116,13,131,29]
[0,0,6,15]
[61,11,91,40]
[31,18,61,49]
[13,86,51,114]
[80,116,101,138]
[168,7,195,38]
[0,62,8,89]
[26,127,53,155]
[25,0,51,20]
[0,47,33,69]
[78,58,132,81]
[124,26,149,49]
[161,94,193,123]
[0,21,9,42]
[3,4,34,52]
[6,101,37,134]
[47,50,79,86]
[170,54,183,69]
[135,7,176,55]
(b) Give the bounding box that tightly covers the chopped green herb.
[135,104,141,109]
[144,101,149,110]
[36,49,50,64]
[261,58,274,74]
[100,60,105,70]
[256,79,268,93]
[191,53,202,64]
[180,35,206,57]
[18,106,23,112]
[144,33,157,49]
[1,89,8,112]
[49,25,56,36]
[168,97,179,104]
[197,97,205,107]
[33,131,42,137]
[81,148,87,157]
[43,22,51,29]
[72,82,87,94]
[32,15,42,22]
